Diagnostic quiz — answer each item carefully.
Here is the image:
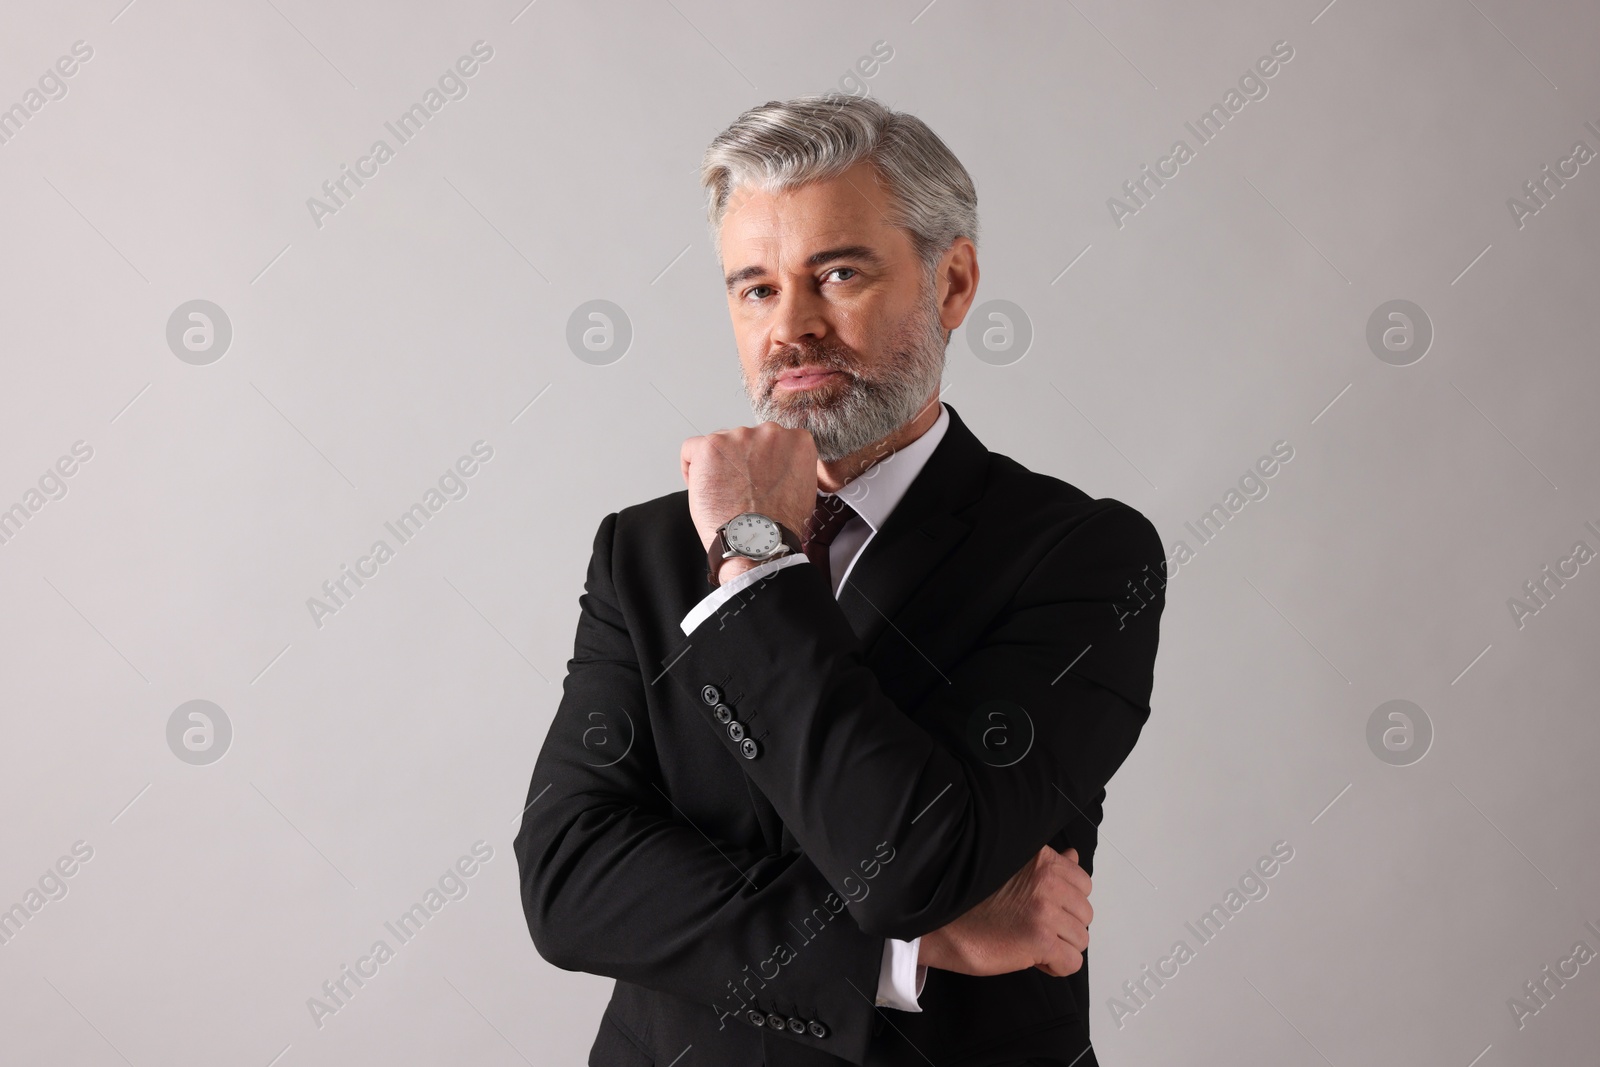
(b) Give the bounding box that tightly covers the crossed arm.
[514,502,1163,1058]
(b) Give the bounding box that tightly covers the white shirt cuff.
[678,553,809,635]
[875,937,926,1011]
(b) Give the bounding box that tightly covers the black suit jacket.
[514,404,1166,1067]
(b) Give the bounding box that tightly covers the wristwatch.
[707,512,803,587]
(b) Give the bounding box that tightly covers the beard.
[743,285,947,463]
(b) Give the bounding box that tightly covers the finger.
[1052,916,1089,953]
[680,439,697,485]
[1054,929,1087,973]
[1034,945,1084,979]
[1056,891,1093,930]
[1061,859,1090,891]
[1026,845,1055,877]
[1062,847,1087,874]
[1039,864,1092,923]
[1047,854,1091,897]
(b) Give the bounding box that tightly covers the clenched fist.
[681,422,819,563]
[918,846,1093,978]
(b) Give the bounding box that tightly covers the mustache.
[762,345,861,381]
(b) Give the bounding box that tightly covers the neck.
[816,390,942,493]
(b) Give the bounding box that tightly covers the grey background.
[2,0,1597,1064]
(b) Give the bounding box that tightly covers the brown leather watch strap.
[706,517,803,587]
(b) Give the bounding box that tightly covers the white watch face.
[724,513,782,557]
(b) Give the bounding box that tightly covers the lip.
[774,366,845,391]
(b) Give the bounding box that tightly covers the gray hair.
[700,94,979,272]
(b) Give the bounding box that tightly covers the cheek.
[733,335,768,382]
[859,298,920,351]
[726,306,760,352]
[829,304,881,351]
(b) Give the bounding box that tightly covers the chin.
[762,384,840,422]
[753,377,884,461]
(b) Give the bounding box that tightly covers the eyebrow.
[724,245,887,292]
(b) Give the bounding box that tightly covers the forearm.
[664,506,1162,940]
[516,511,883,1057]
[515,792,882,1031]
[667,564,1015,936]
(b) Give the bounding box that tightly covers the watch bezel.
[720,512,789,561]
[706,512,802,587]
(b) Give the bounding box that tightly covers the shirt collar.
[823,402,950,533]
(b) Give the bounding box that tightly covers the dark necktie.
[801,492,857,592]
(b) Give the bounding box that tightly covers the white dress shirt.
[678,402,950,1012]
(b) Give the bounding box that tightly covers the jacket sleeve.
[662,501,1165,941]
[514,512,887,1061]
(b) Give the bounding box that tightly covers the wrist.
[916,928,947,971]
[706,514,803,587]
[715,556,761,583]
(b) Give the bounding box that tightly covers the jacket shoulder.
[979,450,1159,548]
[613,487,693,532]
[599,489,707,608]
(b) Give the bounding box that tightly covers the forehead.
[719,160,908,263]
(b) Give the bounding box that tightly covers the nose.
[769,285,828,352]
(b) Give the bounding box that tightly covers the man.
[514,94,1166,1067]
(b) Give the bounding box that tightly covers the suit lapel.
[835,403,990,657]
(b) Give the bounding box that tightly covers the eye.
[743,284,775,301]
[824,267,858,283]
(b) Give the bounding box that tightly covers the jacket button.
[726,720,746,742]
[740,738,761,760]
[745,1009,765,1027]
[786,1017,806,1034]
[765,1012,785,1030]
[714,703,735,724]
[701,684,721,706]
[808,1019,829,1038]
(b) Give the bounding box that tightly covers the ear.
[934,237,979,333]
